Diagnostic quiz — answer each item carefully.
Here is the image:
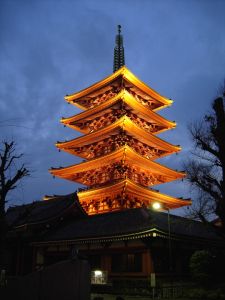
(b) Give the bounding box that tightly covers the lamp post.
[167,208,172,275]
[152,202,172,275]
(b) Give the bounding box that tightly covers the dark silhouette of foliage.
[184,87,225,236]
[0,141,30,271]
[189,250,213,286]
[189,249,225,295]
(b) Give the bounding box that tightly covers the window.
[111,253,142,273]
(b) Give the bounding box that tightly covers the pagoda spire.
[113,25,125,72]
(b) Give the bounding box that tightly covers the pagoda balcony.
[62,89,175,134]
[49,146,185,187]
[77,178,191,215]
[57,116,180,160]
[65,66,172,111]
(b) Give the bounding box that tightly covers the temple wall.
[1,259,90,300]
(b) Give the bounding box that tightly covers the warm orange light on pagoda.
[50,27,191,215]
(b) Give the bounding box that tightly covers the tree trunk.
[0,194,8,271]
[213,98,225,232]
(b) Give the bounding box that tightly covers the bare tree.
[184,88,225,236]
[0,141,30,271]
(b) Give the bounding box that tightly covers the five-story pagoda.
[50,26,191,215]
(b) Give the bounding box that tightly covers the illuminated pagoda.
[50,25,191,215]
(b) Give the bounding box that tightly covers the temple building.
[5,27,225,296]
[50,25,191,215]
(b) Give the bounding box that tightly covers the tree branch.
[4,154,23,171]
[0,141,30,205]
[185,89,225,234]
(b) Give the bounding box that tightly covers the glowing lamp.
[152,202,161,210]
[94,270,103,277]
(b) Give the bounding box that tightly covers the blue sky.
[1,0,225,215]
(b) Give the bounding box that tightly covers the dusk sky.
[1,0,225,215]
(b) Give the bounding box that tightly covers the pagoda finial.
[113,25,125,72]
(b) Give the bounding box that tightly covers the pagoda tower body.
[50,27,191,215]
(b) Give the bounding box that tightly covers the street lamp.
[152,202,161,210]
[151,202,172,275]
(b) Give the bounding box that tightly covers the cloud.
[1,0,225,208]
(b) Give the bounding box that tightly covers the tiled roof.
[38,207,222,244]
[7,194,223,244]
[6,193,86,227]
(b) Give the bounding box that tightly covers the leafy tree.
[189,250,213,286]
[0,141,30,271]
[189,250,225,289]
[184,87,225,236]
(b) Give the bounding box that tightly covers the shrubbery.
[186,287,225,300]
[189,250,214,286]
[188,250,225,299]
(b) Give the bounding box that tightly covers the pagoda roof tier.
[50,146,185,186]
[57,116,181,159]
[77,179,191,214]
[65,66,172,111]
[62,89,175,134]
